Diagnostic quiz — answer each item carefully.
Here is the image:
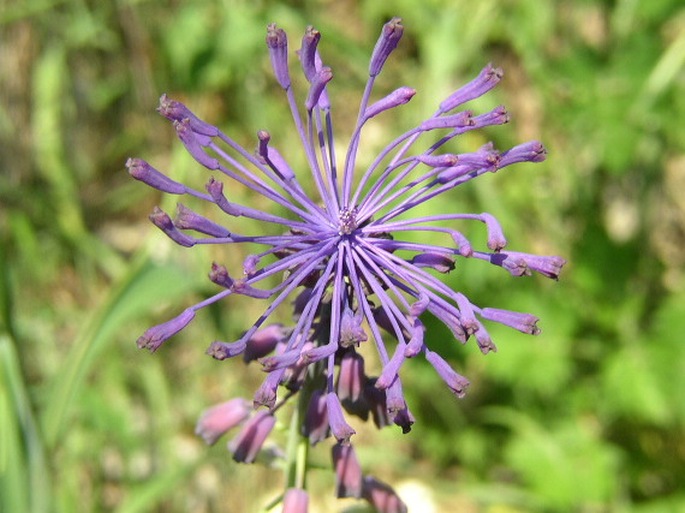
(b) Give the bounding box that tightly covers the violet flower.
[129,16,565,511]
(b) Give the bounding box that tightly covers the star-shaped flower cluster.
[128,17,565,513]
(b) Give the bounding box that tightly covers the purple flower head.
[130,16,565,509]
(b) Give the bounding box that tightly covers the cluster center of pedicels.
[337,206,359,236]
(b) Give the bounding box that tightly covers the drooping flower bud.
[195,398,251,445]
[149,206,196,247]
[305,67,333,111]
[303,389,329,445]
[424,349,470,398]
[362,476,408,513]
[332,442,363,498]
[337,350,365,405]
[282,488,309,513]
[227,410,276,463]
[243,324,286,363]
[326,392,356,443]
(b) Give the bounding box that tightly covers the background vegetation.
[1,0,684,511]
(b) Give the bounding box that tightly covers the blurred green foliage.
[1,0,684,512]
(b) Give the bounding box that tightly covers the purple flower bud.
[126,158,186,194]
[492,251,566,280]
[299,26,321,82]
[260,348,301,372]
[206,340,247,360]
[473,104,510,128]
[424,348,470,398]
[383,378,404,415]
[243,254,260,276]
[136,308,195,352]
[384,379,414,433]
[454,292,479,336]
[407,293,428,317]
[231,279,272,299]
[362,476,408,513]
[282,488,309,513]
[479,212,507,251]
[227,410,276,463]
[488,252,528,276]
[303,389,329,445]
[174,204,231,237]
[410,253,455,273]
[499,140,547,167]
[439,63,503,113]
[243,324,285,363]
[337,350,365,404]
[420,110,473,131]
[404,319,425,357]
[266,23,291,89]
[363,87,416,120]
[205,177,242,216]
[444,313,468,343]
[157,94,219,136]
[256,131,296,181]
[392,406,415,434]
[253,369,285,409]
[369,17,404,77]
[474,322,497,354]
[450,230,473,257]
[480,307,541,335]
[174,119,219,169]
[303,341,337,363]
[305,66,333,111]
[208,262,234,288]
[332,442,363,498]
[149,206,196,247]
[326,392,356,443]
[195,398,251,445]
[376,344,406,390]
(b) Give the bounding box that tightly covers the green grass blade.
[1,334,52,513]
[41,254,195,450]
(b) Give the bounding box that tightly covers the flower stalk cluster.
[129,17,565,513]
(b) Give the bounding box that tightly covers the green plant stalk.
[0,334,52,513]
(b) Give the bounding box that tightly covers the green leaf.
[41,256,195,449]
